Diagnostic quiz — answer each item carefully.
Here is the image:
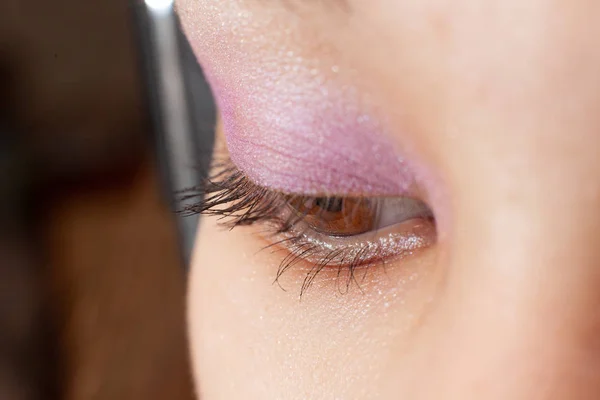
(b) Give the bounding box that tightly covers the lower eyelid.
[260,217,436,270]
[252,217,435,295]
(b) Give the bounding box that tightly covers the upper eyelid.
[182,159,429,231]
[226,135,398,197]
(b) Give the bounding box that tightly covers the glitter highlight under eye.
[271,224,433,295]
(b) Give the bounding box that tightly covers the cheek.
[188,218,441,399]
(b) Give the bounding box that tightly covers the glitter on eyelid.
[178,0,420,195]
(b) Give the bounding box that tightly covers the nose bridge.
[404,1,600,395]
[452,143,600,316]
[431,163,600,398]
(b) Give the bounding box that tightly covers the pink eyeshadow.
[215,80,417,196]
[179,1,419,196]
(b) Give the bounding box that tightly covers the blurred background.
[0,0,211,398]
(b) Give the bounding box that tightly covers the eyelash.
[181,160,434,296]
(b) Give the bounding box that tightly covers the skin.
[177,1,600,399]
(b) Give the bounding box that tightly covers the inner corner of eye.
[374,197,434,229]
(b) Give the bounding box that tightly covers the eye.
[287,196,433,237]
[185,162,437,294]
[288,197,376,236]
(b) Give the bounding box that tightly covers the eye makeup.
[178,1,439,293]
[178,1,422,196]
[183,160,436,295]
[217,82,418,196]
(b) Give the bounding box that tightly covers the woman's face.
[177,1,600,398]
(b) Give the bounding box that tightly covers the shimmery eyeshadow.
[178,1,418,195]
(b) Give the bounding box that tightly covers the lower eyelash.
[265,225,430,296]
[180,159,432,296]
[273,234,377,296]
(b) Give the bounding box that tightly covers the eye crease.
[184,158,437,295]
